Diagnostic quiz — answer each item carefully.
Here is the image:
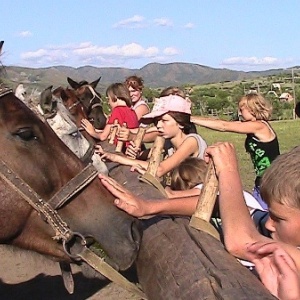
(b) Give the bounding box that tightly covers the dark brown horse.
[295,101,300,118]
[0,87,141,273]
[67,77,107,130]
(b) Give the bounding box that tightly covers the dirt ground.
[0,245,142,300]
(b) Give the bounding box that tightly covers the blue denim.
[252,210,271,237]
[252,185,269,211]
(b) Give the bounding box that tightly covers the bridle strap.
[48,164,98,209]
[78,247,147,299]
[0,88,13,98]
[0,159,72,241]
[91,103,102,109]
[68,100,80,111]
[80,141,95,165]
[84,85,102,105]
[0,88,147,298]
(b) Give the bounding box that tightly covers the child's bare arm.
[205,142,270,260]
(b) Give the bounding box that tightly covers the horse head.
[67,76,107,130]
[59,87,88,126]
[0,89,140,273]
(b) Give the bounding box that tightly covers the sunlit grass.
[197,119,300,191]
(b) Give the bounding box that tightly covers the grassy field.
[197,119,300,191]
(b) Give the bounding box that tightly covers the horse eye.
[14,128,38,141]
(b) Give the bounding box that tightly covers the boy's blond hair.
[260,146,300,209]
[238,93,272,120]
[170,157,207,190]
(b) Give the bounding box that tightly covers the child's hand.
[94,144,104,155]
[99,151,118,162]
[248,242,300,300]
[117,127,131,141]
[205,142,239,177]
[125,141,141,159]
[130,164,147,175]
[81,119,95,135]
[99,174,148,218]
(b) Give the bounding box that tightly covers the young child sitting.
[166,156,264,215]
[81,82,139,151]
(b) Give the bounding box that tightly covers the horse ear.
[0,41,4,55]
[60,89,68,102]
[40,86,54,113]
[53,86,63,98]
[45,85,53,92]
[90,77,101,89]
[67,77,80,90]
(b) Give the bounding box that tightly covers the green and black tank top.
[244,122,280,186]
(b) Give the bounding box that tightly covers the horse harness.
[0,89,147,299]
[82,84,103,107]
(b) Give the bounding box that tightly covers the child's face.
[155,114,180,139]
[266,201,300,246]
[107,95,116,109]
[238,101,255,121]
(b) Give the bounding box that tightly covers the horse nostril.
[131,219,142,250]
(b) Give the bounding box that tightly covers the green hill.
[3,62,297,94]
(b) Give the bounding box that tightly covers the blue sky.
[1,0,299,71]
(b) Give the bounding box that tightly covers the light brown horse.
[0,87,141,273]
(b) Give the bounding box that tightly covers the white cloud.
[153,18,173,27]
[222,56,280,67]
[17,31,33,38]
[163,47,179,56]
[73,42,159,58]
[20,48,68,65]
[19,42,180,67]
[183,22,194,29]
[113,15,146,28]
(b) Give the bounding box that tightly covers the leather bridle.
[0,88,147,299]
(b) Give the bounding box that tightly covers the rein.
[0,90,147,299]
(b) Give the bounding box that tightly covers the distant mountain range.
[2,62,297,93]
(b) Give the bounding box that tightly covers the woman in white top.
[125,75,150,121]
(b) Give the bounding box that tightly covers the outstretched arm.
[95,145,149,173]
[191,116,264,134]
[81,118,113,141]
[98,174,198,217]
